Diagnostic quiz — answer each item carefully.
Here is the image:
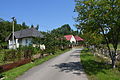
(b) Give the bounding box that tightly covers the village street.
[16,48,88,80]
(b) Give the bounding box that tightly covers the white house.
[5,28,44,49]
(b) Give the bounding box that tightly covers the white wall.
[8,38,32,49]
[21,38,32,46]
[8,39,19,49]
[70,35,76,43]
[8,38,45,49]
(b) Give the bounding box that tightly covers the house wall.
[8,38,45,49]
[70,36,76,43]
[8,39,19,49]
[20,38,32,46]
[33,44,45,50]
[8,38,32,49]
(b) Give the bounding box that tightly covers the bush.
[44,46,55,55]
[0,46,41,65]
[18,46,40,59]
[4,49,17,62]
[0,50,5,64]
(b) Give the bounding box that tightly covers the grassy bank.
[80,48,120,80]
[109,44,120,50]
[2,49,70,80]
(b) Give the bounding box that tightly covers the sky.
[0,0,77,31]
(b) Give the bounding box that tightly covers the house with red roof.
[64,35,84,43]
[64,35,76,43]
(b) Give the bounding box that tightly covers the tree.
[36,24,39,30]
[75,0,120,68]
[51,24,73,36]
[32,25,72,55]
[22,22,26,27]
[31,24,34,28]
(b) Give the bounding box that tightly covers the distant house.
[64,35,83,43]
[5,28,44,49]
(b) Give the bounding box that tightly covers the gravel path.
[16,48,88,80]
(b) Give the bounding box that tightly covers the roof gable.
[64,35,84,41]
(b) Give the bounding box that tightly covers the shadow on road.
[53,62,84,75]
[53,49,84,76]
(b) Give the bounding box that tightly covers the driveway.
[16,48,88,80]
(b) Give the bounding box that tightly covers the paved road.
[16,48,88,80]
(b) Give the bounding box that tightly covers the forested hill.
[0,18,29,47]
[51,24,78,36]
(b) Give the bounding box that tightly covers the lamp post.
[11,17,15,49]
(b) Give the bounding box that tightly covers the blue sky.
[1,0,77,31]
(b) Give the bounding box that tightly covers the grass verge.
[2,49,70,80]
[109,44,120,50]
[80,48,120,80]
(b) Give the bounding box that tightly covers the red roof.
[64,35,73,40]
[74,36,84,41]
[64,35,84,41]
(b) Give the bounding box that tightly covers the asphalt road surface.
[16,48,88,80]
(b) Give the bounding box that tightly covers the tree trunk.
[110,50,117,68]
[111,58,116,68]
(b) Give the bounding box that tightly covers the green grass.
[1,49,70,80]
[0,53,5,65]
[109,44,120,50]
[80,48,120,80]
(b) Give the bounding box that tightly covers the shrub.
[18,46,40,59]
[4,49,17,62]
[0,50,5,64]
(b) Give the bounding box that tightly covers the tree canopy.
[75,0,120,68]
[51,24,73,36]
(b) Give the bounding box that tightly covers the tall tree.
[75,0,120,68]
[22,22,26,27]
[31,24,34,28]
[36,24,39,30]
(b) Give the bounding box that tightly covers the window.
[26,39,28,44]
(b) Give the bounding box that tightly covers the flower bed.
[0,58,31,72]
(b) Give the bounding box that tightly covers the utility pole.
[11,17,15,49]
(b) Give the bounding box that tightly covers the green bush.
[17,46,40,58]
[4,49,18,62]
[0,44,69,65]
[0,50,5,65]
[0,46,41,65]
